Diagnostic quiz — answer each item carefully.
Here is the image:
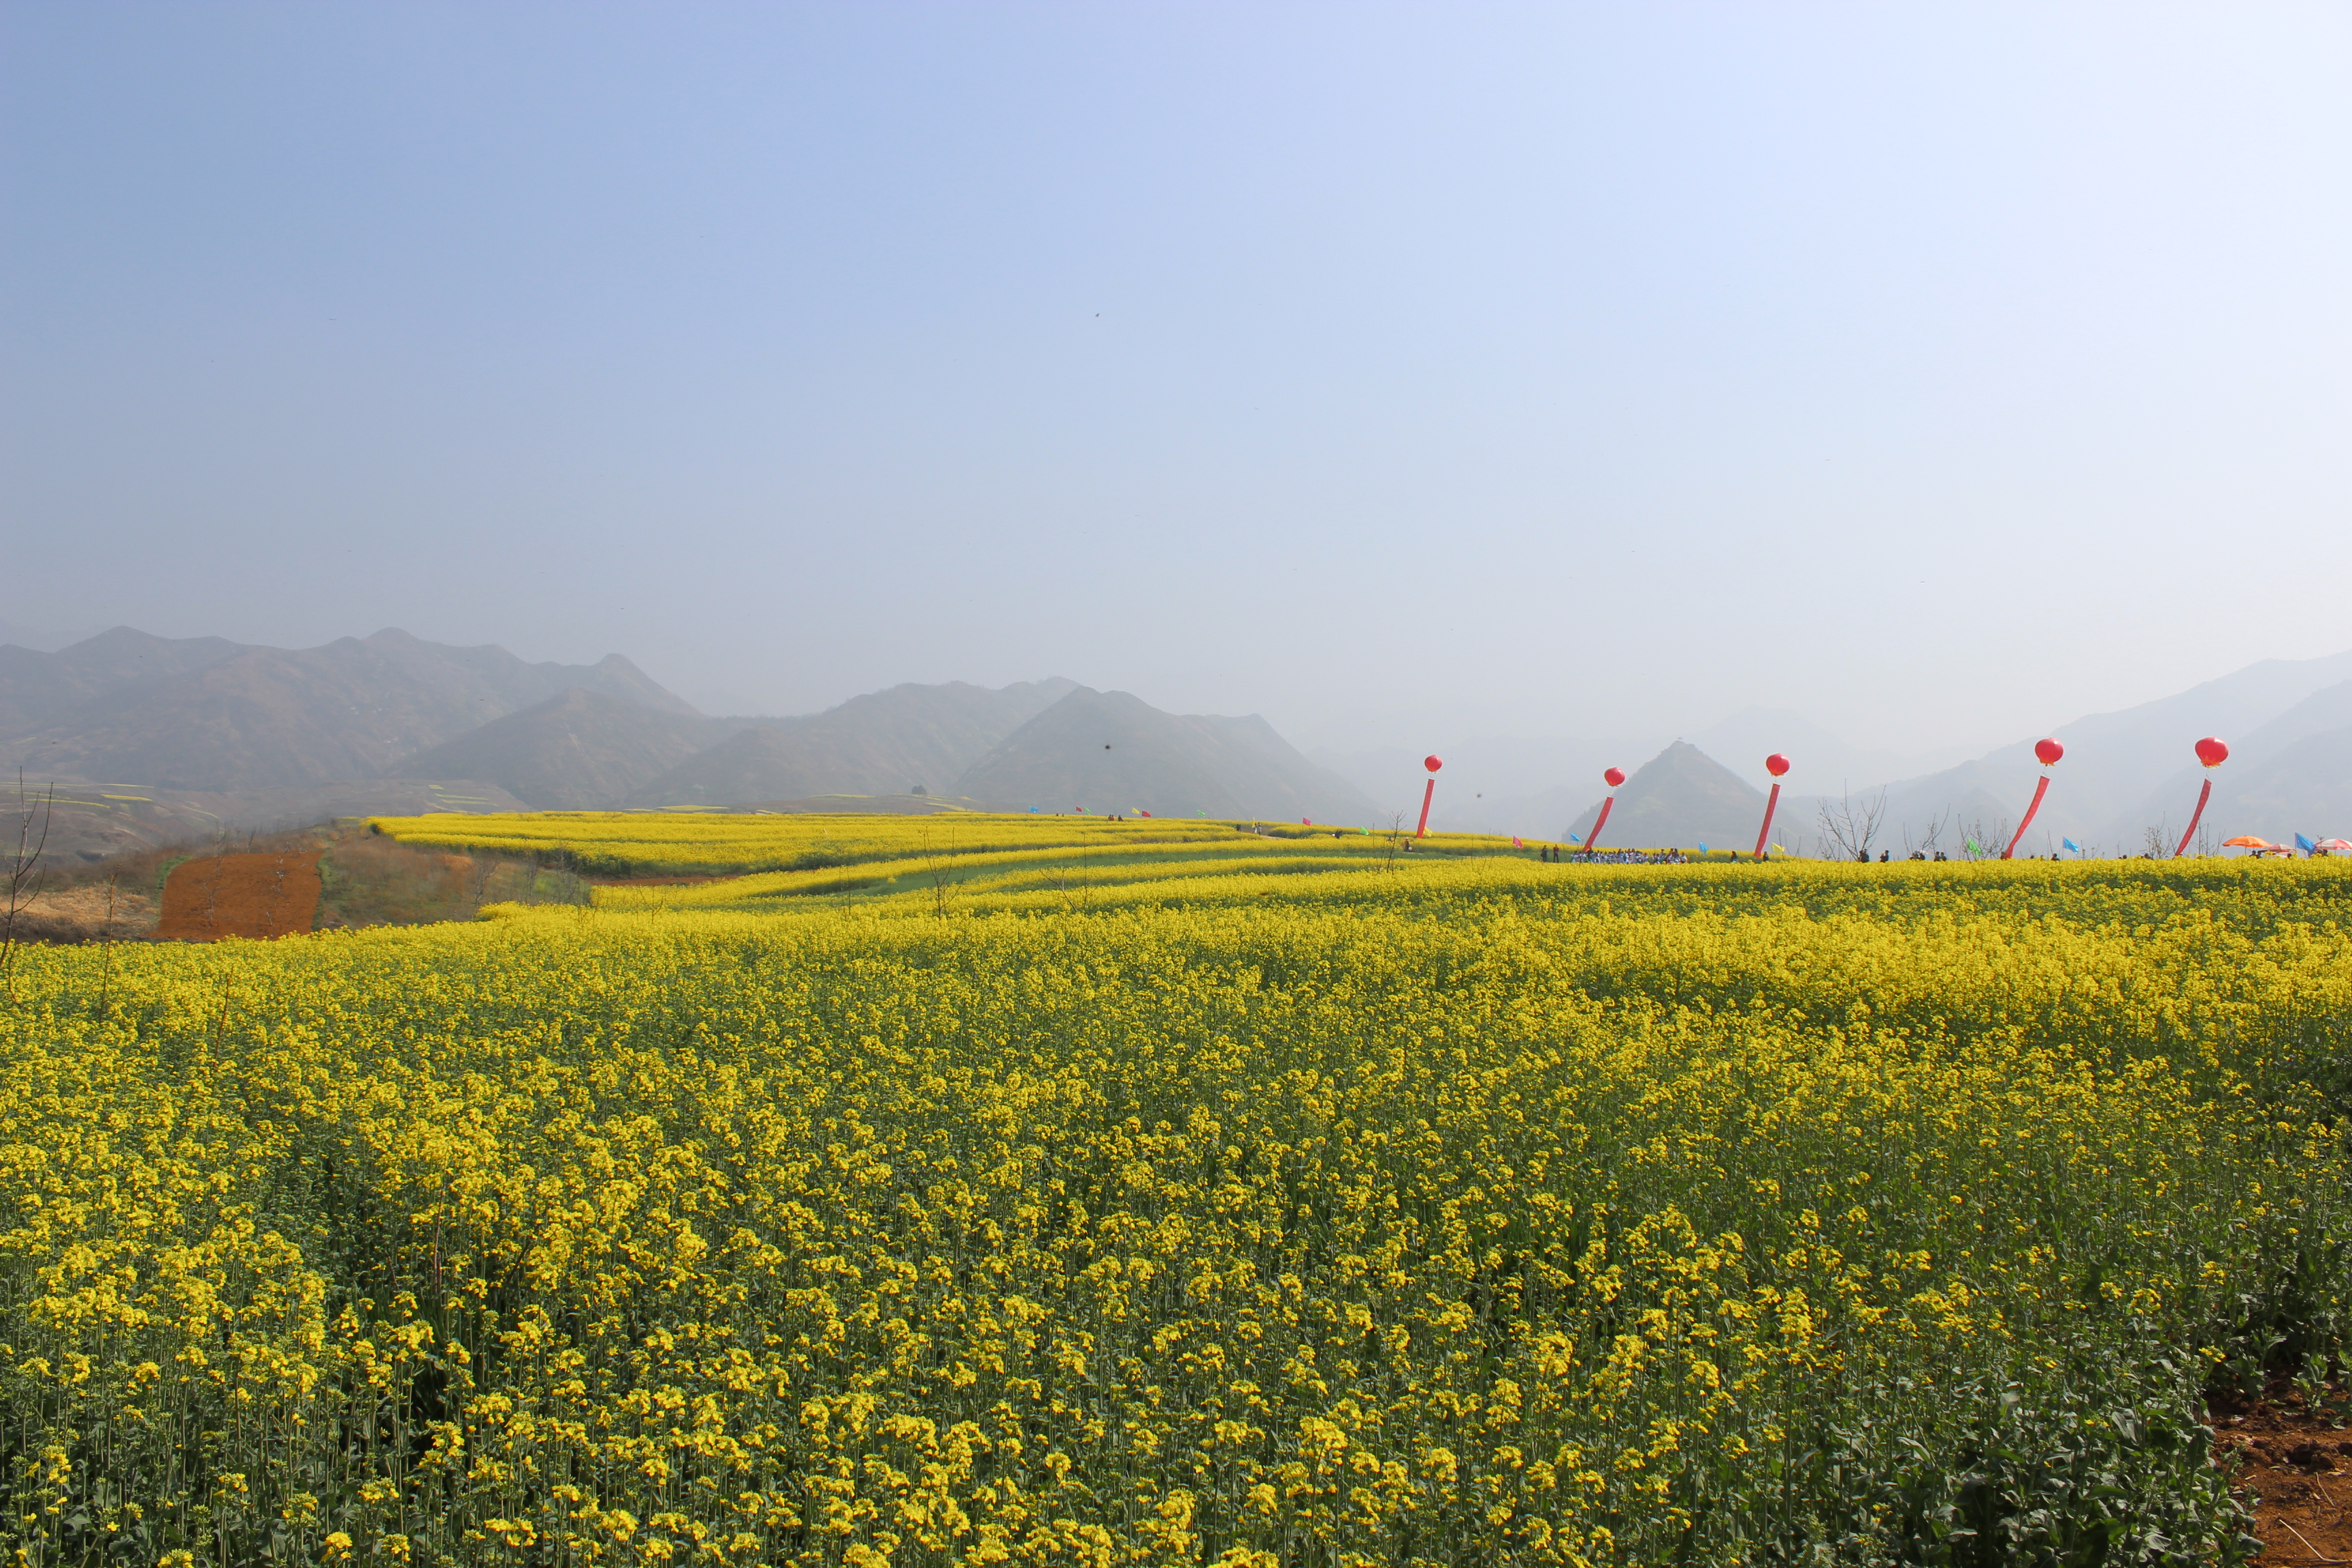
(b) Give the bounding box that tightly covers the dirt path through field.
[157,851,323,940]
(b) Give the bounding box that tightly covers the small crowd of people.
[1533,845,1691,865]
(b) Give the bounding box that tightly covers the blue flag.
[1698,843,1709,853]
[2297,832,2317,853]
[2062,837,2080,854]
[1568,832,1582,844]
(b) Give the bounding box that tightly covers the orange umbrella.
[2222,836,2272,849]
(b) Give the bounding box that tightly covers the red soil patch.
[2214,1399,2352,1563]
[157,851,323,941]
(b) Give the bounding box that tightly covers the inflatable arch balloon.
[1586,766,1627,851]
[1754,753,1791,859]
[1414,755,1443,838]
[2174,738,2227,856]
[2001,739,2063,860]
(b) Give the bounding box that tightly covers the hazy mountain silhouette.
[397,687,725,810]
[0,627,246,734]
[2097,679,2352,847]
[1561,742,1765,849]
[0,627,693,790]
[12,624,2346,855]
[954,687,1382,823]
[627,679,1079,806]
[1686,709,1980,795]
[1778,650,2352,855]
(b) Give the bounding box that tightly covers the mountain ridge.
[955,688,1384,824]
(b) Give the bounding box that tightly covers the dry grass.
[13,819,587,944]
[7,883,158,943]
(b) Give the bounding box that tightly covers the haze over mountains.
[1,628,1375,859]
[5,626,2346,860]
[1369,647,2352,852]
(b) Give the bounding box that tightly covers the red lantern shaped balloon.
[1755,753,1792,858]
[1424,755,1443,773]
[1586,766,1627,851]
[2175,738,2229,855]
[1414,755,1443,838]
[2000,739,2063,859]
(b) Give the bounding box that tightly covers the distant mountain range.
[954,687,1375,823]
[1768,649,2352,855]
[1561,743,1765,851]
[1345,649,2352,853]
[1,628,1373,860]
[626,679,1080,808]
[0,627,692,789]
[8,627,2345,862]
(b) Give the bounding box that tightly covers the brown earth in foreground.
[2214,1395,2352,1563]
[157,851,323,940]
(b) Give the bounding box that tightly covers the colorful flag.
[2062,837,2080,854]
[1568,832,1582,844]
[1512,836,1524,848]
[2297,832,2318,853]
[1698,843,1709,853]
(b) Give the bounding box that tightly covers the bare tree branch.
[1816,785,1889,862]
[2,770,57,1001]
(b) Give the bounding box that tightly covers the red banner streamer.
[2001,775,2051,860]
[1414,778,1435,838]
[1752,782,1781,860]
[1585,796,1615,851]
[2173,777,2212,858]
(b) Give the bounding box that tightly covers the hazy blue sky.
[5,2,2347,757]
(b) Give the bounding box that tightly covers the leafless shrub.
[1955,817,2014,862]
[1816,786,1889,862]
[1902,807,1952,860]
[2,772,56,1001]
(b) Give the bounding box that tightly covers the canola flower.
[369,811,1337,879]
[0,855,2347,1565]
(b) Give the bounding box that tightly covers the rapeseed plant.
[0,855,2345,1563]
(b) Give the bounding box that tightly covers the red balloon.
[1765,753,1791,778]
[1603,766,1626,788]
[1424,755,1443,772]
[2196,736,2229,768]
[2034,737,2064,767]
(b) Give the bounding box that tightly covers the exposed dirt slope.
[157,852,323,940]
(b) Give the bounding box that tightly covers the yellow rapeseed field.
[4,829,2349,1565]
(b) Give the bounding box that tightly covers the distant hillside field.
[370,808,1463,881]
